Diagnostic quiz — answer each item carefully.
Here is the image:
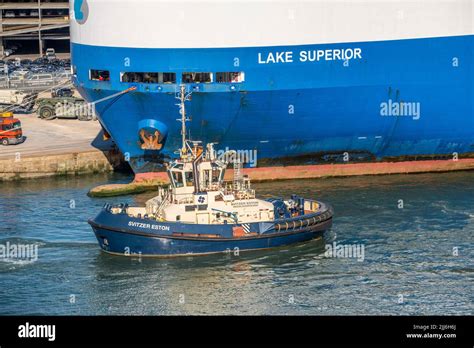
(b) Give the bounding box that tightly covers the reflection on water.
[0,171,473,315]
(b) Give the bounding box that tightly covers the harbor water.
[0,172,473,315]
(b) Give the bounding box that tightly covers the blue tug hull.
[88,205,333,257]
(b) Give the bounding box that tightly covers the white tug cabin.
[145,142,274,224]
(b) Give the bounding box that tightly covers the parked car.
[45,48,56,61]
[30,10,39,17]
[19,11,28,17]
[33,57,49,65]
[0,57,73,84]
[4,49,13,57]
[5,11,15,18]
[10,69,30,78]
[52,87,74,98]
[61,58,71,67]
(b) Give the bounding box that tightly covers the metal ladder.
[233,158,242,191]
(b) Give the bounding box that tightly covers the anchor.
[139,129,163,150]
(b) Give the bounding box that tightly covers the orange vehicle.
[0,112,24,145]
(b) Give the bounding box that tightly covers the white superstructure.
[70,0,474,48]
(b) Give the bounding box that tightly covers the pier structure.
[0,1,70,57]
[0,114,125,181]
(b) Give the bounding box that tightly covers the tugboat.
[88,86,333,257]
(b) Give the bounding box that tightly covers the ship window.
[90,69,110,81]
[182,72,213,83]
[163,73,176,83]
[171,171,184,188]
[121,72,158,83]
[216,72,244,83]
[120,72,176,84]
[184,171,194,187]
[211,168,220,183]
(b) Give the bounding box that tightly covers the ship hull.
[70,1,474,173]
[88,206,333,257]
[90,225,330,257]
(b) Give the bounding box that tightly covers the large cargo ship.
[70,0,474,174]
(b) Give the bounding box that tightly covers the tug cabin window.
[168,168,195,189]
[182,72,213,83]
[211,166,224,183]
[184,171,194,187]
[170,171,184,188]
[90,69,110,81]
[216,72,244,83]
[121,72,176,84]
[202,170,210,188]
[199,168,224,191]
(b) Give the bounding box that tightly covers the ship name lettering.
[258,48,362,64]
[258,51,294,64]
[128,221,151,228]
[151,224,171,231]
[128,221,170,231]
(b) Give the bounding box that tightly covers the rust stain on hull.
[134,158,474,184]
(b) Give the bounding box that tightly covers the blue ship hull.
[72,35,474,173]
[88,204,333,257]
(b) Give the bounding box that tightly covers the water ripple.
[0,172,473,315]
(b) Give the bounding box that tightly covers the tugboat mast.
[177,85,189,159]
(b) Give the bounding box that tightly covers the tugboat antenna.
[176,85,193,159]
[179,85,187,158]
